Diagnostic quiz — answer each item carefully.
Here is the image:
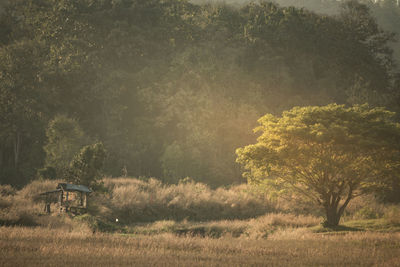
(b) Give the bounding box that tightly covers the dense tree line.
[271,0,400,71]
[0,0,399,190]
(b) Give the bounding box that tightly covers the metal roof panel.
[57,183,92,193]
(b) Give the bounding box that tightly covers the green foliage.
[0,0,399,188]
[36,166,57,180]
[236,104,400,226]
[369,174,400,203]
[44,115,87,178]
[0,38,48,185]
[67,143,106,187]
[161,142,190,184]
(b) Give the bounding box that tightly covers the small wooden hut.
[40,183,92,214]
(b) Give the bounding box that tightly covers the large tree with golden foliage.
[236,104,400,226]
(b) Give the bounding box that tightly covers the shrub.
[0,197,12,210]
[0,185,15,210]
[67,142,106,187]
[17,179,60,202]
[0,184,16,196]
[353,207,380,220]
[75,214,121,233]
[0,195,40,227]
[44,115,87,178]
[383,206,400,224]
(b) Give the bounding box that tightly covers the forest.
[1,0,400,265]
[1,0,400,195]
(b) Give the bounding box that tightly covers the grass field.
[1,179,400,266]
[0,226,399,266]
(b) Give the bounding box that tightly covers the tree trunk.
[325,206,341,226]
[324,190,353,226]
[13,131,21,168]
[0,145,3,170]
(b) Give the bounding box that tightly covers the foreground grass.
[310,218,400,234]
[1,226,399,266]
[2,179,400,265]
[122,213,321,239]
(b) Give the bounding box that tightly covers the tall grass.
[1,178,275,227]
[0,179,68,227]
[0,183,43,226]
[1,178,400,232]
[104,177,274,222]
[0,226,399,266]
[129,213,321,239]
[1,178,400,266]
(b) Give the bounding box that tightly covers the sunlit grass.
[0,226,399,266]
[127,213,322,238]
[102,177,275,222]
[1,179,400,266]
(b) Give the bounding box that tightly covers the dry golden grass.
[129,213,321,239]
[0,180,63,226]
[104,177,274,222]
[1,179,400,266]
[0,226,399,266]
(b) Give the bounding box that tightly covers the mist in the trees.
[0,0,399,197]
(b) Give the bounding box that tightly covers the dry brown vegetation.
[0,180,62,226]
[1,179,400,266]
[0,226,399,266]
[127,213,321,239]
[1,178,400,229]
[100,177,275,222]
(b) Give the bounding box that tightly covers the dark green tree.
[67,142,106,187]
[44,115,87,178]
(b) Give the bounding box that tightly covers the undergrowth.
[0,178,399,238]
[103,177,275,223]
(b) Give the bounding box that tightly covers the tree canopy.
[0,0,399,191]
[44,115,88,177]
[67,142,106,187]
[236,104,400,225]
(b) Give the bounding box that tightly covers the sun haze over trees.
[0,0,399,205]
[236,104,400,226]
[43,115,88,179]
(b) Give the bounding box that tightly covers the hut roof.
[57,183,92,193]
